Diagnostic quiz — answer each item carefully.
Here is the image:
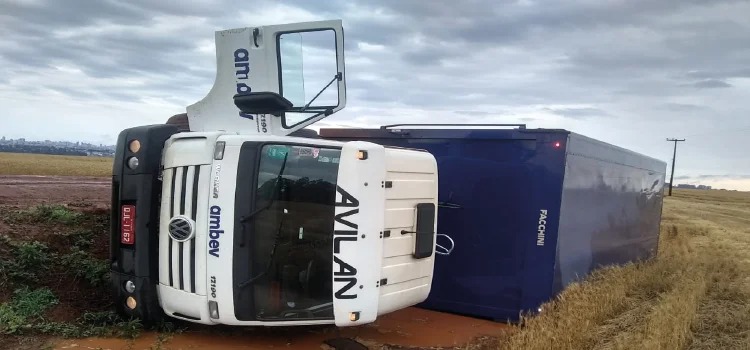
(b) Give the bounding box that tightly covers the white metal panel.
[163,138,210,168]
[193,165,209,296]
[384,148,438,173]
[383,235,414,258]
[381,259,433,285]
[158,168,174,285]
[384,180,436,200]
[385,208,416,228]
[182,166,196,293]
[377,148,438,317]
[157,285,213,324]
[378,277,432,315]
[332,141,386,326]
[170,166,183,289]
[205,144,240,323]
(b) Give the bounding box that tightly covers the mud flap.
[332,142,386,326]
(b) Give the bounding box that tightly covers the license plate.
[121,205,136,244]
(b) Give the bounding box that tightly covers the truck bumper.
[157,285,215,324]
[110,124,178,322]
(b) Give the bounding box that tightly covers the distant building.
[0,137,115,157]
[675,184,712,190]
[676,184,697,189]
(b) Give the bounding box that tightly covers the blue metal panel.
[318,127,666,322]
[320,128,568,320]
[553,133,666,293]
[516,132,568,319]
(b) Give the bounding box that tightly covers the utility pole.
[666,138,686,196]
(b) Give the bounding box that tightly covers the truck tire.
[166,113,190,132]
[290,128,319,138]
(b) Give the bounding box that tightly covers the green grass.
[0,239,51,286]
[60,248,109,286]
[0,205,143,341]
[6,204,82,225]
[33,311,143,339]
[0,152,112,176]
[0,238,107,288]
[0,287,142,338]
[0,287,58,334]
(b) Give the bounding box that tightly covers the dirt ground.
[54,307,507,349]
[0,175,110,207]
[0,175,508,350]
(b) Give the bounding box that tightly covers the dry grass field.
[501,189,750,350]
[0,152,112,176]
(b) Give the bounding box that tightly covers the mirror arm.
[301,73,342,112]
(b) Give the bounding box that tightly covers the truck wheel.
[166,113,190,132]
[290,128,319,138]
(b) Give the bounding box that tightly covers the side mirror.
[233,92,293,116]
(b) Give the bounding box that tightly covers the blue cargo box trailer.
[319,125,667,321]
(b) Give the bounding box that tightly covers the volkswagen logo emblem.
[168,216,194,241]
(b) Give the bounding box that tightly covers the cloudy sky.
[1,0,749,190]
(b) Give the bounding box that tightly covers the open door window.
[277,28,345,129]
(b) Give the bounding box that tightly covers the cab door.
[187,20,346,136]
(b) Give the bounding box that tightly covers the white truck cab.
[110,20,439,327]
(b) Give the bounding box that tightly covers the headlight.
[125,280,136,293]
[127,157,139,170]
[128,139,141,153]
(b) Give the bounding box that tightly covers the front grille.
[166,165,201,293]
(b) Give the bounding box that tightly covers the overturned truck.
[110,20,439,326]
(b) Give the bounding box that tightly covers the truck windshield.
[251,144,341,320]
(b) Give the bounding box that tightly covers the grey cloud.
[401,46,453,66]
[688,79,732,89]
[687,174,750,180]
[377,0,742,45]
[1,0,150,27]
[454,111,493,116]
[1,0,750,189]
[686,68,750,80]
[543,107,610,120]
[659,103,710,112]
[47,86,99,100]
[1,21,208,80]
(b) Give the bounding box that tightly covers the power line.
[666,138,686,196]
